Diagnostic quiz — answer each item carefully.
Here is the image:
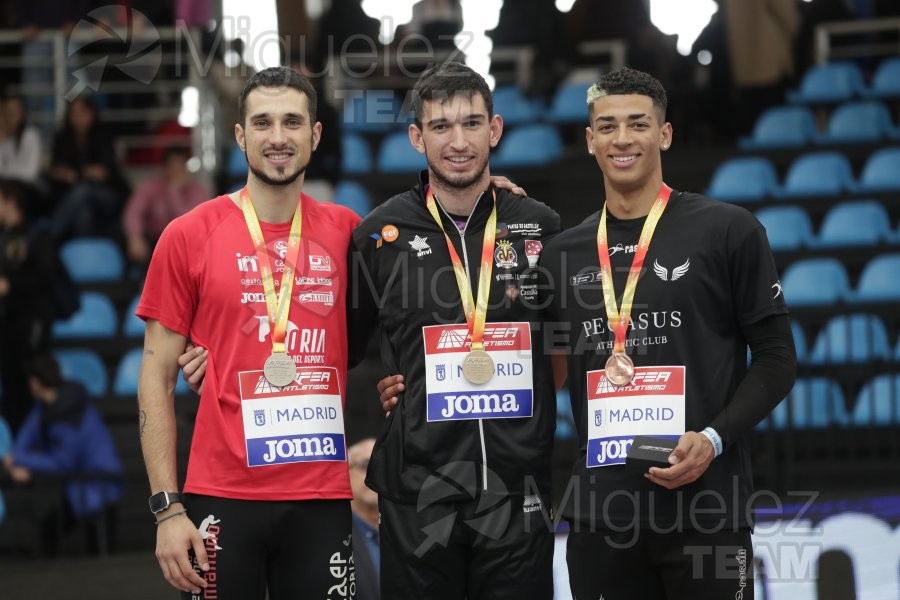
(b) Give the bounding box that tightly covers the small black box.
[625,436,677,472]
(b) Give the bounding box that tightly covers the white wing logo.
[772,281,783,299]
[653,258,690,281]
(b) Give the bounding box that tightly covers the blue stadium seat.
[780,258,850,306]
[226,145,246,181]
[854,147,900,194]
[492,124,563,168]
[341,133,373,175]
[492,85,541,126]
[377,131,426,173]
[774,152,854,199]
[788,62,864,104]
[113,348,143,396]
[52,291,117,339]
[55,349,108,397]
[739,105,818,150]
[812,200,894,248]
[791,321,807,365]
[334,180,373,216]
[808,314,891,365]
[851,375,900,426]
[785,378,849,429]
[760,378,848,431]
[122,295,144,338]
[863,56,900,100]
[555,388,575,441]
[548,81,588,123]
[60,237,124,283]
[850,253,900,304]
[113,347,188,396]
[706,157,778,204]
[342,91,402,133]
[754,206,814,251]
[818,101,899,145]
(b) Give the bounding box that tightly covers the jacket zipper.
[438,192,490,491]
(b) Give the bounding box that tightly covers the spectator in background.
[401,0,462,51]
[723,0,799,136]
[313,0,381,74]
[122,145,209,266]
[293,62,342,203]
[0,415,11,526]
[0,95,43,185]
[12,0,88,143]
[2,354,124,554]
[47,96,128,241]
[0,179,58,432]
[349,438,380,600]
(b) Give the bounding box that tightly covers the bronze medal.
[605,352,635,387]
[263,352,297,387]
[462,349,495,385]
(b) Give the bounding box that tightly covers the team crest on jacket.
[495,240,518,269]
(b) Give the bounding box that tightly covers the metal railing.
[0,25,218,184]
[814,17,900,64]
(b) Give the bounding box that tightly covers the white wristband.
[701,427,723,457]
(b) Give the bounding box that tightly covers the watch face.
[149,492,167,513]
[149,491,179,513]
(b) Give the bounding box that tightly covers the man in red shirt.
[137,67,359,599]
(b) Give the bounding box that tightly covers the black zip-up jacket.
[349,173,561,503]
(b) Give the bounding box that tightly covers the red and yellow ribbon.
[596,184,672,353]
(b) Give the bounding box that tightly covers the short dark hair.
[410,61,493,126]
[162,145,190,163]
[587,67,668,121]
[238,67,318,125]
[26,354,63,389]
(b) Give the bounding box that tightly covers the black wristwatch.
[149,491,183,515]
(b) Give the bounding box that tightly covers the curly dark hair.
[586,67,667,121]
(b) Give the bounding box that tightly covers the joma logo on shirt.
[261,436,338,462]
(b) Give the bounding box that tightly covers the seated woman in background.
[47,96,128,241]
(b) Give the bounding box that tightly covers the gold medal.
[264,352,297,387]
[605,352,634,387]
[461,349,495,385]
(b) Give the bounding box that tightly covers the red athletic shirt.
[137,194,360,500]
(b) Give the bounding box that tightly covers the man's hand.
[490,175,526,197]
[377,374,404,417]
[10,465,31,484]
[155,511,209,593]
[644,431,714,490]
[178,344,207,394]
[127,236,150,264]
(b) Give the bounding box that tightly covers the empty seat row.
[741,100,900,149]
[55,292,141,340]
[790,313,899,365]
[341,83,581,133]
[786,58,900,105]
[708,147,900,203]
[781,255,900,306]
[756,201,898,251]
[347,123,564,174]
[756,374,900,431]
[55,348,190,398]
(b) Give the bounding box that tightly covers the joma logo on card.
[440,393,521,418]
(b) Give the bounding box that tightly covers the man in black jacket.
[349,62,560,600]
